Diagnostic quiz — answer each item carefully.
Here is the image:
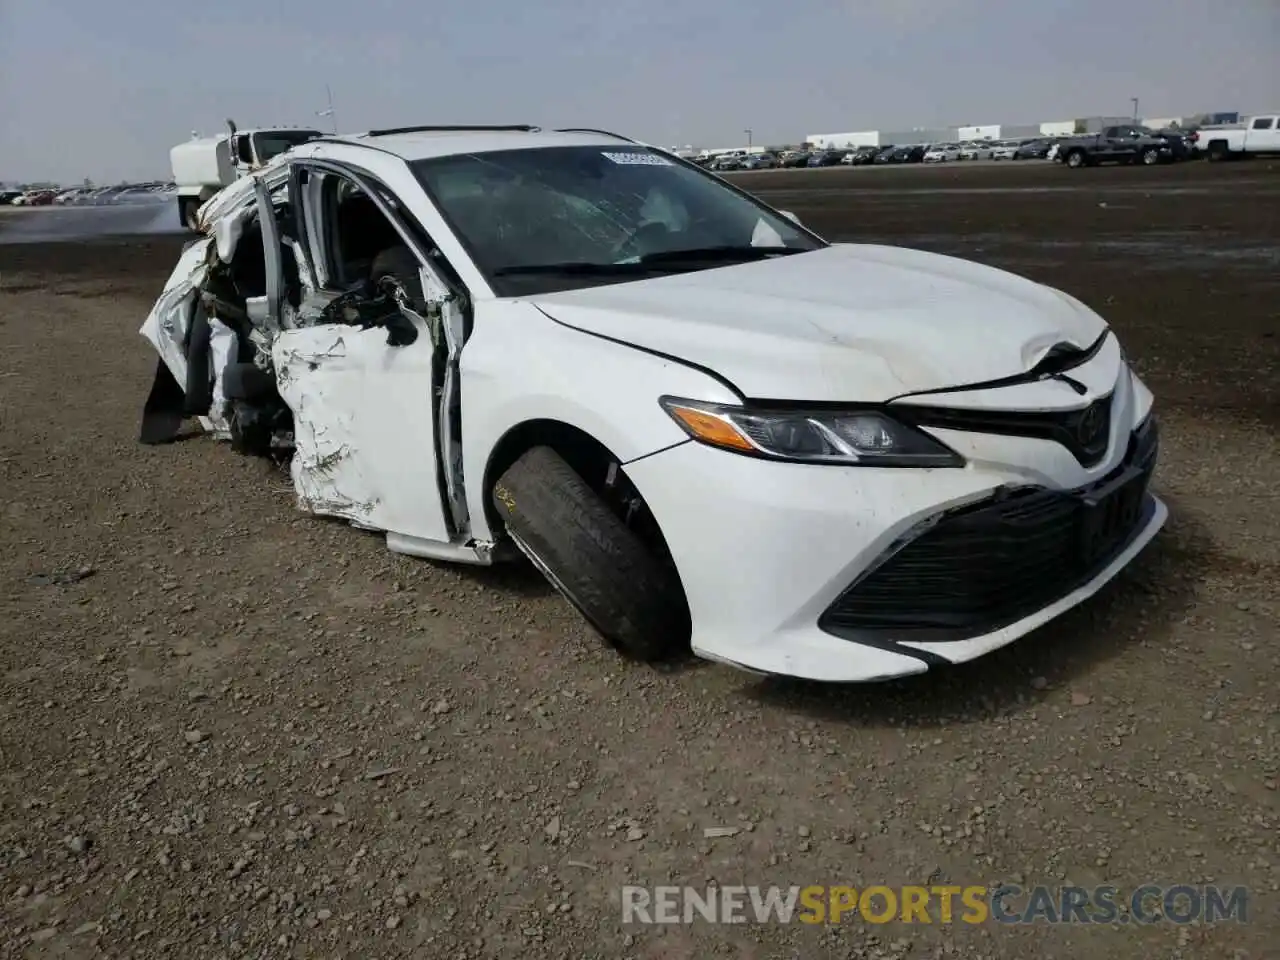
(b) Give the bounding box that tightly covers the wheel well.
[482,420,675,559]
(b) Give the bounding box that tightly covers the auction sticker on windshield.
[602,152,672,165]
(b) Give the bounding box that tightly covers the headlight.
[659,397,965,467]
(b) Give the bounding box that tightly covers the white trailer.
[170,121,322,229]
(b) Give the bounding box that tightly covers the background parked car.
[848,145,881,165]
[0,190,24,205]
[807,150,845,167]
[990,140,1019,160]
[740,153,777,170]
[924,143,961,162]
[1153,128,1197,161]
[1012,138,1053,160]
[959,141,995,160]
[781,151,811,168]
[1197,113,1280,160]
[875,145,925,163]
[1055,125,1183,168]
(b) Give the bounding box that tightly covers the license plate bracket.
[1077,468,1146,564]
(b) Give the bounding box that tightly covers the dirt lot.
[1,160,1277,959]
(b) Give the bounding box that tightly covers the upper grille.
[819,417,1158,642]
[895,394,1114,467]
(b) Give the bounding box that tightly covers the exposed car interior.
[331,184,409,288]
[172,174,438,457]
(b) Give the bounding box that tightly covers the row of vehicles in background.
[14,114,1276,217]
[1,188,58,205]
[1049,114,1280,167]
[696,136,1077,171]
[696,114,1279,174]
[1,183,177,207]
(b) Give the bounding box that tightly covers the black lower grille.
[819,417,1159,642]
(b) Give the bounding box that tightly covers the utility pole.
[744,128,753,150]
[1131,97,1139,122]
[318,85,338,133]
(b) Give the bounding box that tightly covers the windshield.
[251,130,322,163]
[412,145,824,295]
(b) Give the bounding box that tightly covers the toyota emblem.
[1077,403,1105,445]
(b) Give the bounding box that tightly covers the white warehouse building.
[1040,120,1079,136]
[806,131,883,149]
[809,122,1043,148]
[956,123,1043,140]
[957,124,1002,140]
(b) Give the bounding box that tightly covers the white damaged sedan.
[140,125,1165,682]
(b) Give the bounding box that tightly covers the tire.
[492,446,690,662]
[182,303,213,416]
[1207,142,1229,162]
[1141,148,1160,165]
[228,400,273,457]
[222,361,276,403]
[179,197,200,231]
[1065,149,1087,168]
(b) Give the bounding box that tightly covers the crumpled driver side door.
[268,162,460,547]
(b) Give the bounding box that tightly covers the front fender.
[460,301,741,541]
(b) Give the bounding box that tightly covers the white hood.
[531,244,1107,402]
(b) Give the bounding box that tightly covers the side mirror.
[779,210,801,226]
[234,134,254,168]
[226,119,240,164]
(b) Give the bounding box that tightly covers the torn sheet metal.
[271,323,452,543]
[196,158,290,231]
[213,210,247,263]
[139,237,211,395]
[205,317,238,438]
[138,237,241,438]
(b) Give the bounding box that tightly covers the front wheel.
[1065,150,1087,168]
[492,446,690,662]
[1141,148,1161,165]
[178,197,200,231]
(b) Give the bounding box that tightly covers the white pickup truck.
[170,121,322,228]
[1198,113,1280,161]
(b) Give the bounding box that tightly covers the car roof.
[321,127,637,162]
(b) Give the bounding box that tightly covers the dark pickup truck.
[1054,125,1186,168]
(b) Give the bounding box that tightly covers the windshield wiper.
[491,246,803,278]
[492,261,660,277]
[635,245,802,265]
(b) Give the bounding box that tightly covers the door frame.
[281,156,473,541]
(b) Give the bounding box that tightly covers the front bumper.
[626,394,1165,682]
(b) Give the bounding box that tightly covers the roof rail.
[365,124,541,137]
[554,127,636,142]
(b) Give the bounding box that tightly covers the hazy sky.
[1,0,1276,183]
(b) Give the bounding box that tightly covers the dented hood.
[530,244,1108,401]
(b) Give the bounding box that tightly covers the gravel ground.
[1,160,1277,959]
